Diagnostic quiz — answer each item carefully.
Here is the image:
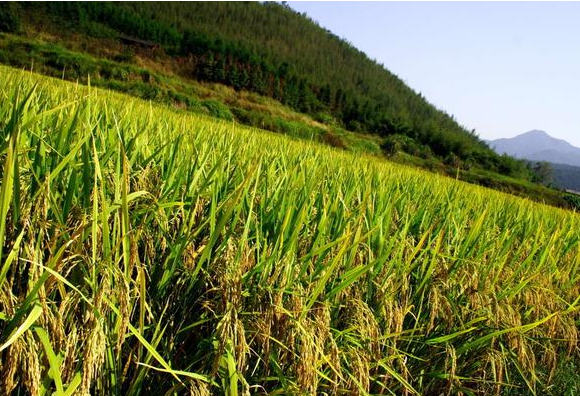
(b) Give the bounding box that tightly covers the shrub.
[344,136,382,154]
[347,120,363,132]
[381,137,401,156]
[381,134,428,158]
[321,130,346,149]
[444,153,461,168]
[313,112,335,125]
[202,99,234,121]
[113,50,135,64]
[273,117,324,140]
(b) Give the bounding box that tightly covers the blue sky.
[288,2,580,146]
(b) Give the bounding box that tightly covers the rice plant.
[0,65,579,396]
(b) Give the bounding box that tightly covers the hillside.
[0,1,538,178]
[1,65,580,396]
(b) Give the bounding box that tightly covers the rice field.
[0,65,579,396]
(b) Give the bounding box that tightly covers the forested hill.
[111,2,490,160]
[4,1,520,174]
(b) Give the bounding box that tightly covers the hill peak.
[520,129,549,138]
[488,130,580,167]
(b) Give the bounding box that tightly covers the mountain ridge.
[487,130,580,167]
[487,130,580,192]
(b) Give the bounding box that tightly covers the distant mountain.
[487,130,580,167]
[487,131,580,192]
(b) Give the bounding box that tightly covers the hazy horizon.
[289,2,580,147]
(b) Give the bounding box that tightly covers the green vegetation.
[0,31,574,209]
[6,1,541,179]
[0,35,324,144]
[1,66,580,396]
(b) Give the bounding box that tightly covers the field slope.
[0,66,579,396]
